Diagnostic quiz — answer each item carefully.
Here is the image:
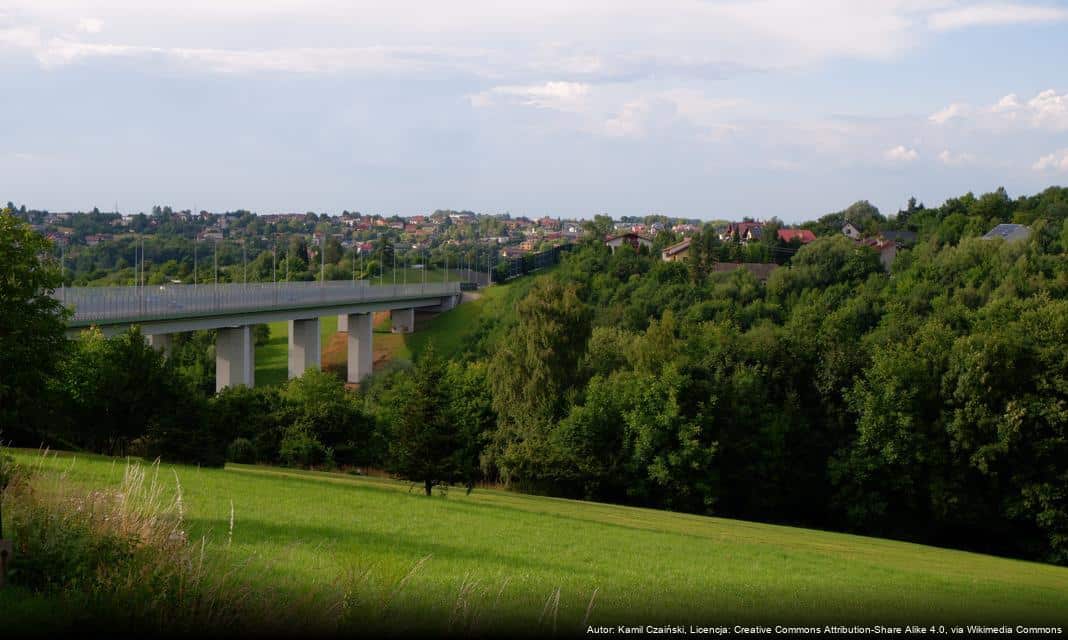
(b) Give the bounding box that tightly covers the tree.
[281,369,372,466]
[55,327,207,458]
[486,280,592,488]
[0,211,69,444]
[387,345,459,495]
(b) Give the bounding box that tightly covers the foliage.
[0,211,70,443]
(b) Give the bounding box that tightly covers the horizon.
[9,183,1060,223]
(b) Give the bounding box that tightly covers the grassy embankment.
[254,274,509,385]
[5,450,1068,633]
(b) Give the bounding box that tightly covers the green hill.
[8,451,1068,632]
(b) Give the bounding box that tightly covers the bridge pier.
[216,325,255,392]
[390,308,414,334]
[346,313,373,384]
[337,313,350,332]
[147,333,172,357]
[288,318,321,379]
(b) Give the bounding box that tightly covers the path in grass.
[11,451,1068,630]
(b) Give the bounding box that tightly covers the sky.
[1,1,1067,222]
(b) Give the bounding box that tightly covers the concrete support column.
[216,325,255,392]
[390,308,414,334]
[288,318,321,379]
[147,333,172,357]
[346,313,373,384]
[337,313,350,332]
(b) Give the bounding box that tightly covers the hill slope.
[10,451,1068,631]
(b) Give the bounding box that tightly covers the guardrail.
[56,280,461,325]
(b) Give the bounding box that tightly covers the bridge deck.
[57,281,460,327]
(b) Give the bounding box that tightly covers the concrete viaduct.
[56,281,461,392]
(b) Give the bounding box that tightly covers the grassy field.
[8,450,1068,632]
[255,315,339,387]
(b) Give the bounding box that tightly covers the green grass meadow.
[9,450,1068,631]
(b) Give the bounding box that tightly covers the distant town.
[8,200,957,287]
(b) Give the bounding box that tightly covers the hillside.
[254,280,517,385]
[8,450,1068,633]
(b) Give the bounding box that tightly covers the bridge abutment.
[288,318,321,379]
[346,313,373,384]
[216,325,255,392]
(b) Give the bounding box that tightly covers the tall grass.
[4,451,299,634]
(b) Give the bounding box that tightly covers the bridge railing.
[57,280,460,325]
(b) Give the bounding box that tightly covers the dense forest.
[3,186,1067,565]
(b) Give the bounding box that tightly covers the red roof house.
[777,229,817,244]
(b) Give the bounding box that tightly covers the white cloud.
[938,149,976,165]
[1026,89,1068,130]
[885,145,919,162]
[470,81,591,111]
[603,99,651,138]
[929,102,969,124]
[0,0,1052,79]
[991,93,1020,112]
[1032,150,1068,172]
[76,18,103,34]
[928,3,1068,30]
[929,89,1068,131]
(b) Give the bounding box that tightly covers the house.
[862,238,897,271]
[520,239,538,251]
[982,224,1031,242]
[777,228,817,244]
[722,221,764,243]
[841,222,862,240]
[605,232,654,254]
[661,238,692,262]
[712,262,780,282]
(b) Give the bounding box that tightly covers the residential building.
[661,238,692,262]
[605,232,654,254]
[982,224,1031,242]
[841,222,862,240]
[722,221,764,243]
[777,228,817,244]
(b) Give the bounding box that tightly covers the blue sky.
[1,1,1067,222]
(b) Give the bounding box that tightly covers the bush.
[226,438,256,464]
[278,427,334,469]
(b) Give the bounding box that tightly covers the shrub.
[226,438,256,464]
[278,427,334,469]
